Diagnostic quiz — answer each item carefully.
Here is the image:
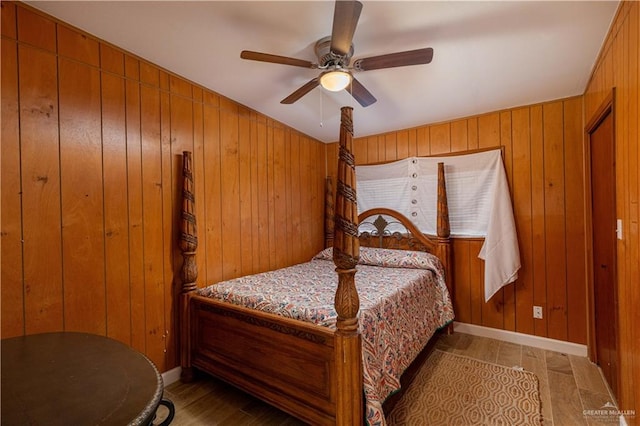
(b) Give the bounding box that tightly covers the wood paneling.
[18,43,64,335]
[542,102,567,341]
[563,98,587,345]
[219,98,241,279]
[1,35,23,337]
[238,108,253,275]
[530,105,548,338]
[125,75,146,354]
[511,108,534,337]
[584,0,639,417]
[1,2,16,38]
[140,85,166,369]
[327,97,587,345]
[101,70,131,345]
[58,57,105,334]
[16,6,54,52]
[273,125,288,269]
[0,3,326,372]
[57,24,99,66]
[451,239,471,324]
[202,99,223,285]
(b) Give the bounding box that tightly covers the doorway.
[586,90,619,399]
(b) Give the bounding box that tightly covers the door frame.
[584,88,619,395]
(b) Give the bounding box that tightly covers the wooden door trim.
[583,88,619,393]
[586,90,615,133]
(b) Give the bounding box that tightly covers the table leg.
[151,398,175,425]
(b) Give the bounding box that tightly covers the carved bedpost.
[332,106,363,425]
[436,162,453,333]
[180,151,198,381]
[325,176,335,248]
[436,163,450,242]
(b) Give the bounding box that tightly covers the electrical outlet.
[533,306,543,319]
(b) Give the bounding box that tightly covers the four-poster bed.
[178,106,453,425]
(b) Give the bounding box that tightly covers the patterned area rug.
[387,350,542,425]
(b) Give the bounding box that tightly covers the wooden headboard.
[358,208,441,252]
[325,159,452,296]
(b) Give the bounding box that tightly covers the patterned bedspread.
[197,247,454,426]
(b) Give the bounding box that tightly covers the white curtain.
[356,149,521,302]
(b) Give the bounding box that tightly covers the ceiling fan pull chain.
[320,89,324,127]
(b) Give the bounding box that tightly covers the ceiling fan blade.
[281,78,320,104]
[241,50,315,68]
[330,0,363,56]
[353,48,434,71]
[349,77,376,107]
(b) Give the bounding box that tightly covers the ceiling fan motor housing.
[315,36,353,69]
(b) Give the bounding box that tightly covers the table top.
[1,332,163,426]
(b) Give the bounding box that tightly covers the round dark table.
[1,332,172,426]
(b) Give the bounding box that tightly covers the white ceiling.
[27,1,618,143]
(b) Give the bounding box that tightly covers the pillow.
[313,247,334,261]
[359,246,440,270]
[313,246,441,271]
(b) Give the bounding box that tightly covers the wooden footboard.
[188,295,339,424]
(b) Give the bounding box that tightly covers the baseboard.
[453,322,588,357]
[162,366,182,387]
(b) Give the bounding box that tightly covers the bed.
[177,106,454,425]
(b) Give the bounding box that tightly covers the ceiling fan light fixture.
[320,70,352,91]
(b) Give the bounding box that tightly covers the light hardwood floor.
[161,332,617,425]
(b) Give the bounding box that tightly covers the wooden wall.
[327,95,587,345]
[3,4,636,406]
[0,2,327,372]
[584,0,639,417]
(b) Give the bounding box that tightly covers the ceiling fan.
[240,0,434,107]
